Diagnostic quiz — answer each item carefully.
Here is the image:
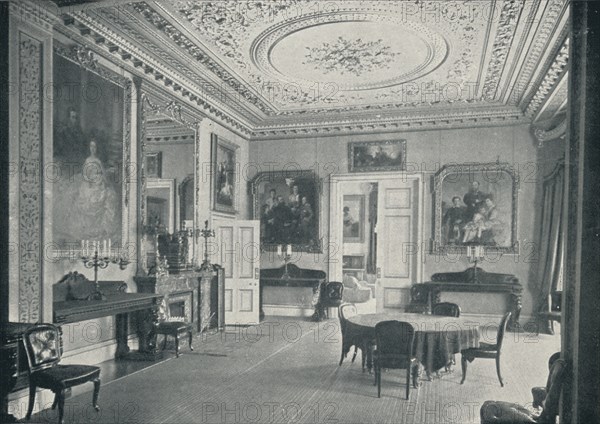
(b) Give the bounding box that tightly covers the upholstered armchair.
[480,352,567,424]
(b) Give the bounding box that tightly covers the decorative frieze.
[17,33,43,323]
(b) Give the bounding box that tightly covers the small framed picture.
[343,195,365,243]
[348,140,406,172]
[211,134,238,214]
[145,152,162,178]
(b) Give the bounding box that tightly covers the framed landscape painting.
[433,163,519,253]
[250,170,322,253]
[348,140,406,172]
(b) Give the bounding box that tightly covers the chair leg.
[460,355,468,384]
[26,383,36,420]
[339,348,345,366]
[92,378,101,411]
[57,389,65,424]
[406,365,410,400]
[351,346,358,363]
[162,334,168,350]
[495,355,504,387]
[175,334,180,357]
[377,366,382,398]
[51,392,59,409]
[373,361,377,386]
[188,330,194,351]
[549,320,555,335]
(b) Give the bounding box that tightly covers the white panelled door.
[213,219,261,325]
[375,177,421,312]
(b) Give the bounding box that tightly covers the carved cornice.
[9,0,58,32]
[132,2,276,116]
[55,12,254,137]
[250,106,527,140]
[514,0,568,105]
[524,38,569,119]
[481,0,525,100]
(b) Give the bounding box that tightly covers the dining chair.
[321,281,344,319]
[155,298,194,357]
[338,303,359,365]
[432,302,461,318]
[23,324,101,424]
[432,302,461,370]
[460,312,511,387]
[480,353,567,424]
[373,320,417,400]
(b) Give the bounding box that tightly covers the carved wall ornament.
[18,33,43,323]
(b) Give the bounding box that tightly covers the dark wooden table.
[53,293,164,359]
[345,313,481,384]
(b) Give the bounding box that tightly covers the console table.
[259,264,327,321]
[53,272,163,360]
[408,268,523,331]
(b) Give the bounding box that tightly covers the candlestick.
[199,220,216,271]
[81,241,130,300]
[278,245,293,279]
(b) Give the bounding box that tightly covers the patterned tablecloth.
[345,313,481,374]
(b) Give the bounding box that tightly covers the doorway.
[329,174,424,313]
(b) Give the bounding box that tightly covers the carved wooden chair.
[321,281,344,319]
[480,353,567,423]
[373,320,418,400]
[405,285,430,314]
[461,312,511,387]
[538,291,562,335]
[23,324,100,424]
[155,298,194,358]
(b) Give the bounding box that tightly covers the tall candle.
[108,239,112,258]
[103,240,107,257]
[277,245,282,256]
[81,240,84,254]
[287,244,292,256]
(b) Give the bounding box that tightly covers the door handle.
[377,267,382,278]
[255,267,260,279]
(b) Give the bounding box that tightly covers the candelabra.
[81,246,129,301]
[199,220,216,271]
[466,245,484,282]
[278,245,293,279]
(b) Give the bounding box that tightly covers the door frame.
[329,173,425,284]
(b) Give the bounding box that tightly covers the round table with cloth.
[345,313,481,380]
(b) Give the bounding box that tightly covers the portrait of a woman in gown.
[54,138,120,243]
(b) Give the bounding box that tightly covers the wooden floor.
[23,317,561,424]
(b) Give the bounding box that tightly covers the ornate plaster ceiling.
[56,0,570,138]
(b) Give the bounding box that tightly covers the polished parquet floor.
[23,317,561,424]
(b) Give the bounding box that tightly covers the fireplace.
[135,274,201,329]
[166,291,193,322]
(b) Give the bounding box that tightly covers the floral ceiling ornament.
[303,37,398,77]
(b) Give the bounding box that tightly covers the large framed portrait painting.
[251,171,321,252]
[433,163,519,253]
[52,45,131,255]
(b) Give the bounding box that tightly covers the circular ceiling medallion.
[250,12,448,91]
